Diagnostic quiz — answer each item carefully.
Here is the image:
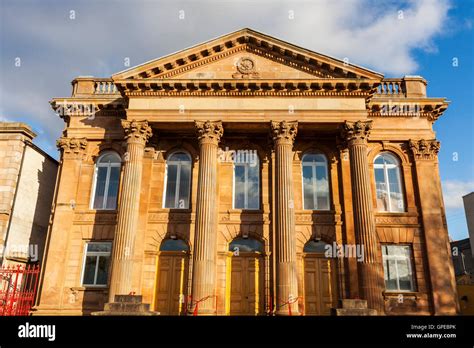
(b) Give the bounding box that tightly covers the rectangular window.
[82,242,112,286]
[382,245,415,291]
[233,161,259,210]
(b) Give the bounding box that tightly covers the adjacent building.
[35,29,459,315]
[0,122,58,266]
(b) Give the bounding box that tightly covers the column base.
[332,299,378,316]
[91,295,160,316]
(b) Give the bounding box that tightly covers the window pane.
[87,243,112,252]
[234,165,245,208]
[384,259,398,290]
[316,165,329,210]
[82,256,97,285]
[383,245,415,291]
[388,167,404,212]
[397,259,413,291]
[165,164,178,208]
[374,155,385,165]
[106,166,120,209]
[93,167,108,209]
[169,152,190,162]
[375,168,389,211]
[302,154,325,163]
[302,165,314,209]
[247,164,259,209]
[178,163,191,209]
[96,256,110,285]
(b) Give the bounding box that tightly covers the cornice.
[114,78,380,97]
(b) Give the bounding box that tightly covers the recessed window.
[374,153,405,212]
[233,152,259,210]
[229,237,263,253]
[382,245,415,292]
[160,239,189,252]
[91,152,121,210]
[82,242,112,286]
[164,152,192,209]
[302,153,330,210]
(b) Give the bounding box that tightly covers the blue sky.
[0,0,473,240]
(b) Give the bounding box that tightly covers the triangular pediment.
[112,28,383,81]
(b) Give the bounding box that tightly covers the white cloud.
[0,0,455,156]
[442,180,474,209]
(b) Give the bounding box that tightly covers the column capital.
[340,120,372,146]
[56,137,87,159]
[122,120,152,145]
[271,121,298,146]
[195,120,223,145]
[409,139,440,160]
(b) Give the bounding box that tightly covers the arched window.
[374,152,405,212]
[229,237,264,253]
[91,152,121,210]
[164,152,192,209]
[233,151,259,210]
[303,240,329,253]
[160,238,189,252]
[302,153,330,210]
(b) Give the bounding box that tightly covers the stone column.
[35,137,87,314]
[340,120,384,313]
[191,120,223,315]
[108,120,152,302]
[271,120,299,315]
[409,139,459,314]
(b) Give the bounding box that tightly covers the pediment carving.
[113,28,382,82]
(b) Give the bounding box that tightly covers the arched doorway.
[154,239,189,315]
[303,240,338,315]
[227,237,264,315]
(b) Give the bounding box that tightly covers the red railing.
[0,264,40,316]
[183,295,218,316]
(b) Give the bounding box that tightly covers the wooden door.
[303,254,337,315]
[229,253,263,315]
[155,252,188,315]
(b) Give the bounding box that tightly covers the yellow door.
[155,251,188,315]
[303,254,337,315]
[229,253,263,315]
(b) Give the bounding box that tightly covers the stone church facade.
[35,29,459,315]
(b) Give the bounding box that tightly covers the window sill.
[158,208,192,213]
[72,286,108,291]
[227,209,263,214]
[383,291,420,298]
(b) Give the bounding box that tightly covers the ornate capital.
[340,120,372,146]
[56,137,87,159]
[409,139,440,160]
[195,120,224,145]
[271,121,298,146]
[122,120,152,145]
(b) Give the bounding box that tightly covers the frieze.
[148,212,195,223]
[375,215,419,226]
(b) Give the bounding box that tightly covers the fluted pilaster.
[191,120,223,315]
[109,120,152,301]
[340,120,384,313]
[271,120,299,315]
